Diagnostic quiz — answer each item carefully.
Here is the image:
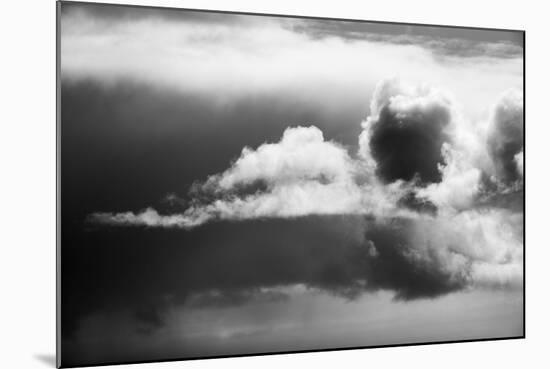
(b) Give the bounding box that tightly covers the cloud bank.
[61,3,522,120]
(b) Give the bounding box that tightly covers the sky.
[59,2,524,367]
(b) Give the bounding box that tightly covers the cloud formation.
[89,125,407,228]
[89,78,523,223]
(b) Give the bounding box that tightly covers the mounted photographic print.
[57,1,525,367]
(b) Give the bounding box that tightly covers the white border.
[2,1,548,368]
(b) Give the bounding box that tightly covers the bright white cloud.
[210,126,355,190]
[417,143,482,210]
[90,126,411,229]
[404,208,523,288]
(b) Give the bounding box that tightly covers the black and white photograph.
[58,1,524,367]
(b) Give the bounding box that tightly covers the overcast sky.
[60,2,523,367]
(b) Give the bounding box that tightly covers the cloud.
[89,126,408,228]
[208,126,355,190]
[360,81,524,212]
[359,79,454,184]
[345,207,522,300]
[88,207,207,229]
[416,143,482,210]
[60,3,522,120]
[88,78,524,226]
[486,89,524,185]
[286,18,523,59]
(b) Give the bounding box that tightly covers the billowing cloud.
[486,89,524,185]
[416,143,482,210]
[89,125,408,228]
[206,126,356,190]
[359,79,454,184]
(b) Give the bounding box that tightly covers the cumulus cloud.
[359,81,524,212]
[89,126,408,228]
[416,143,482,210]
[486,89,524,186]
[207,126,356,190]
[359,79,454,185]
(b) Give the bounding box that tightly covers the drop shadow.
[34,353,56,367]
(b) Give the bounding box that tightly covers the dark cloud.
[486,92,524,185]
[369,104,451,184]
[362,219,467,299]
[61,1,255,26]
